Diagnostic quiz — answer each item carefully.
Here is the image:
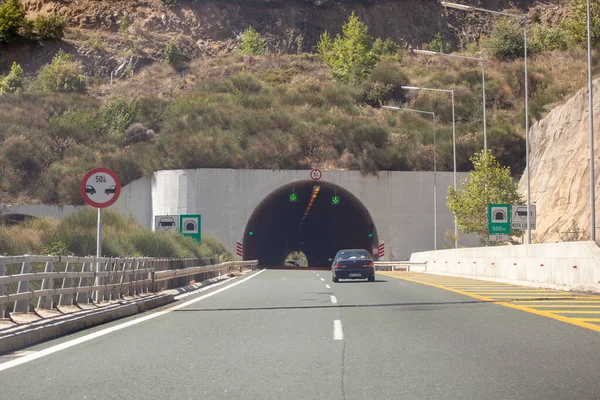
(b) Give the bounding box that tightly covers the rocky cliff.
[521,78,600,243]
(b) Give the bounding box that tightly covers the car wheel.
[368,276,375,282]
[332,276,339,283]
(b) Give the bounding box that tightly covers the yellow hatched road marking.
[380,272,600,333]
[516,300,600,303]
[470,291,575,294]
[543,310,600,314]
[529,304,600,308]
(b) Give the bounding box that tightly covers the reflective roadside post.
[441,2,532,244]
[383,106,438,250]
[401,85,457,249]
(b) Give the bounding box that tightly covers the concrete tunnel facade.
[7,169,479,261]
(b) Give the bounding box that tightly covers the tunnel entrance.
[243,180,379,267]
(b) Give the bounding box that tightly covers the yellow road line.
[516,300,600,303]
[524,305,600,308]
[543,310,600,314]
[576,318,600,322]
[380,272,600,333]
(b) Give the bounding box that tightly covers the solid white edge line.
[330,295,338,304]
[325,284,331,289]
[333,320,344,340]
[0,269,267,372]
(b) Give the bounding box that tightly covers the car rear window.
[336,250,372,261]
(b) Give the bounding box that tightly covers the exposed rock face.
[520,78,600,243]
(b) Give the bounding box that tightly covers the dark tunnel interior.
[243,180,379,267]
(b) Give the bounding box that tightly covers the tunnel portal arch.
[242,180,379,267]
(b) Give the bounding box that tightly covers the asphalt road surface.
[1,269,600,400]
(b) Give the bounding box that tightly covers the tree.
[482,17,528,60]
[237,26,267,55]
[317,12,378,84]
[0,0,26,43]
[447,150,524,243]
[0,61,23,94]
[563,0,600,47]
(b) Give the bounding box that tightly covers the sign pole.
[96,207,103,258]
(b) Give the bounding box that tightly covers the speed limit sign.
[310,168,322,181]
[80,168,121,208]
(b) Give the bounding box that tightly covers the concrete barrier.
[410,241,600,292]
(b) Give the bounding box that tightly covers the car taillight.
[368,262,374,267]
[335,263,342,267]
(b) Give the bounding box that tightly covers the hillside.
[0,0,598,208]
[3,0,563,76]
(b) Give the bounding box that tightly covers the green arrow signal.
[332,196,340,205]
[289,193,298,202]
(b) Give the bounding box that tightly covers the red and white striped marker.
[236,241,243,257]
[378,242,385,258]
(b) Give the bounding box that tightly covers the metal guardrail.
[0,256,258,320]
[374,261,428,272]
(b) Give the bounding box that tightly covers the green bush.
[36,50,86,93]
[237,26,267,55]
[318,12,378,84]
[372,37,400,56]
[482,17,528,60]
[165,41,188,70]
[100,98,140,138]
[33,12,66,40]
[530,24,569,53]
[563,0,600,47]
[363,61,408,103]
[427,32,451,53]
[0,0,25,43]
[0,61,23,94]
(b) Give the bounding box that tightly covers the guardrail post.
[13,261,31,313]
[0,261,5,318]
[143,260,151,294]
[132,260,141,296]
[37,261,55,309]
[93,259,105,304]
[121,259,131,297]
[76,262,91,305]
[111,259,122,300]
[59,262,74,307]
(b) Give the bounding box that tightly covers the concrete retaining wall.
[410,241,600,292]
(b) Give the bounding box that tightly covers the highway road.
[2,269,600,399]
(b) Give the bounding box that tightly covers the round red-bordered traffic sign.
[310,168,322,181]
[80,168,121,208]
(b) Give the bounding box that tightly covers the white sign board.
[155,215,179,233]
[511,204,536,230]
[489,234,510,242]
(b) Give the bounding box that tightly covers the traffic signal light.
[289,192,298,202]
[248,231,254,236]
[332,195,340,205]
[368,224,374,238]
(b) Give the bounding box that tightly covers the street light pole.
[412,49,487,149]
[401,86,458,248]
[383,106,438,249]
[441,2,531,244]
[587,0,596,242]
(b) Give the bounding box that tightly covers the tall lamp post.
[441,2,532,244]
[412,49,487,150]
[401,85,458,248]
[586,0,596,241]
[383,106,438,249]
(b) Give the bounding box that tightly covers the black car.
[331,249,375,283]
[105,185,117,195]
